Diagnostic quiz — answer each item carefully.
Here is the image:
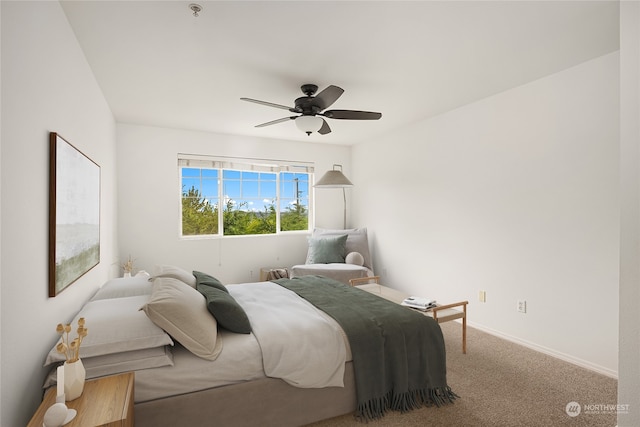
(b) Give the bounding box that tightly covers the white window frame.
[178,154,314,238]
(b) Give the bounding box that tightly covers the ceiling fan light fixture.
[189,3,202,17]
[241,84,381,136]
[295,115,323,135]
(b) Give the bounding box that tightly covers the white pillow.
[141,277,223,361]
[90,277,152,301]
[135,270,151,279]
[345,251,365,266]
[81,346,173,378]
[45,295,173,365]
[152,265,196,287]
[43,346,173,388]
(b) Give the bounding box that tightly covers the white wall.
[0,2,4,424]
[0,1,3,422]
[116,123,350,283]
[0,2,628,425]
[0,2,117,426]
[352,52,620,375]
[618,1,640,425]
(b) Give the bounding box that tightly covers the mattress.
[134,330,265,402]
[135,281,353,402]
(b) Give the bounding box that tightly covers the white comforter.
[230,281,347,388]
[58,281,348,403]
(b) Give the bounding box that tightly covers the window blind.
[178,153,314,173]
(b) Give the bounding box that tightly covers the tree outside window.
[181,165,310,237]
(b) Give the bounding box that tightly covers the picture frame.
[49,132,101,297]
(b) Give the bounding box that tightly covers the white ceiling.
[60,1,619,145]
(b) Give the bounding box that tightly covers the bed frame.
[135,361,357,427]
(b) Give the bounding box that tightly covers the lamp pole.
[342,187,347,229]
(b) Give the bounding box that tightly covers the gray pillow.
[196,284,252,334]
[152,265,196,287]
[307,234,348,264]
[141,278,223,361]
[311,228,373,270]
[193,270,228,293]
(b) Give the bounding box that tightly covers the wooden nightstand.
[27,372,134,427]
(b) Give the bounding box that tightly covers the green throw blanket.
[273,275,456,421]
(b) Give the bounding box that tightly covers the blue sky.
[181,168,309,212]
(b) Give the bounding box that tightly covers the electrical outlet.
[517,300,527,313]
[479,290,486,303]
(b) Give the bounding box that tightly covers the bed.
[43,267,455,427]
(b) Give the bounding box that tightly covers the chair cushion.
[290,263,371,285]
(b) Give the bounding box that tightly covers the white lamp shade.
[315,170,353,188]
[295,116,323,134]
[314,164,352,228]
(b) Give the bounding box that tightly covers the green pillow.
[307,234,348,264]
[193,270,228,293]
[196,284,252,334]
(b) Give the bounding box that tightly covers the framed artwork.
[49,132,101,297]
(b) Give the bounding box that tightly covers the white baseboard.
[467,321,618,379]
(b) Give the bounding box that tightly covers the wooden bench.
[349,276,468,354]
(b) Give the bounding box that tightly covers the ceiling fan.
[241,84,382,136]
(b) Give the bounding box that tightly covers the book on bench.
[401,296,437,311]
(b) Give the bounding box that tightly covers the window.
[181,167,219,235]
[179,155,313,237]
[280,172,310,232]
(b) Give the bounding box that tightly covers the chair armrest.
[349,276,380,286]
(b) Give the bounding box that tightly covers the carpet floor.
[307,321,617,427]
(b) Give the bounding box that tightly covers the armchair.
[290,228,374,285]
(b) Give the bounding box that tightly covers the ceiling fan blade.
[318,118,332,135]
[323,110,382,120]
[241,97,294,112]
[314,85,344,111]
[255,116,296,128]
